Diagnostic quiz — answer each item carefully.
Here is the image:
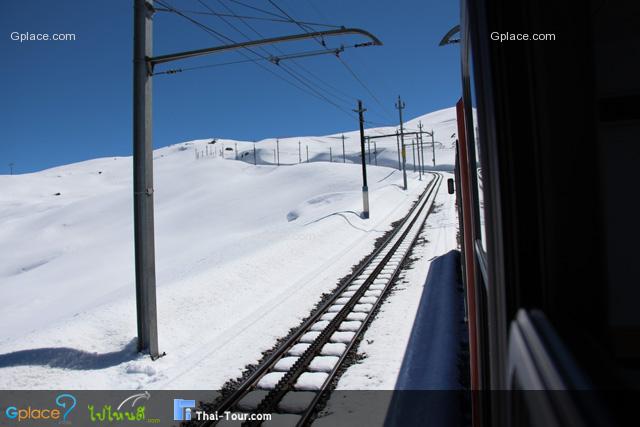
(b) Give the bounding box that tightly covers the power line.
[197,0,356,115]
[266,0,394,123]
[157,0,359,119]
[227,0,289,20]
[216,0,357,106]
[154,6,341,28]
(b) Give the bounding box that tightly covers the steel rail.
[201,173,440,426]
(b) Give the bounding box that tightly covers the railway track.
[202,172,443,427]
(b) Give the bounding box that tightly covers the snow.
[278,391,316,413]
[309,356,339,373]
[329,331,356,344]
[315,176,459,425]
[257,372,285,390]
[294,372,329,391]
[236,390,268,411]
[0,107,458,389]
[273,356,299,372]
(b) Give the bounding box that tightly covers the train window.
[468,51,487,253]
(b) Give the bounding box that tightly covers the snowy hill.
[0,107,457,389]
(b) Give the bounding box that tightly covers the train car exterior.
[455,0,640,426]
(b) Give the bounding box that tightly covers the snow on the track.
[0,108,457,389]
[315,175,459,425]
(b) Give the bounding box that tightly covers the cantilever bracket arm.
[148,27,382,68]
[439,25,460,46]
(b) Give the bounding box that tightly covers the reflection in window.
[468,51,487,252]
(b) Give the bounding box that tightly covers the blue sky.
[1,0,460,174]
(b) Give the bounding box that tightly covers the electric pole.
[235,143,238,160]
[133,0,160,359]
[306,145,309,163]
[411,139,416,172]
[342,134,346,163]
[8,162,14,175]
[330,147,332,162]
[418,121,427,174]
[276,138,280,166]
[396,95,407,190]
[418,132,423,180]
[401,141,407,190]
[374,141,378,165]
[431,129,436,166]
[298,141,301,163]
[355,100,370,219]
[395,130,401,170]
[130,2,383,361]
[253,144,257,165]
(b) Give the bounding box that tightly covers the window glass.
[468,51,487,252]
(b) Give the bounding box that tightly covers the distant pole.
[355,100,369,219]
[306,145,309,163]
[411,139,416,172]
[221,143,225,158]
[374,141,378,165]
[235,143,238,160]
[395,131,401,170]
[298,141,301,163]
[133,0,160,359]
[330,147,333,162]
[8,162,14,175]
[402,141,408,190]
[253,144,257,165]
[416,132,422,181]
[431,129,436,166]
[342,134,346,163]
[276,138,280,166]
[418,121,426,176]
[395,95,406,178]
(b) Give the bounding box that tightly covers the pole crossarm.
[365,130,433,140]
[149,27,382,67]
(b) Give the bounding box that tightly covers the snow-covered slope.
[0,107,457,389]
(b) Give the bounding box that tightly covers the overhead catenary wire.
[195,0,359,117]
[213,0,358,108]
[154,6,341,28]
[265,0,395,123]
[155,0,360,120]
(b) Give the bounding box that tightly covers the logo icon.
[4,393,76,422]
[173,399,196,421]
[56,393,77,422]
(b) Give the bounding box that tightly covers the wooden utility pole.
[355,100,370,219]
[341,134,346,163]
[298,141,301,163]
